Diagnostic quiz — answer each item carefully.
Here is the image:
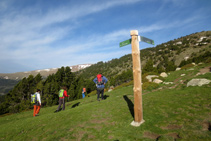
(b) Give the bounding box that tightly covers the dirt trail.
[199,66,211,74]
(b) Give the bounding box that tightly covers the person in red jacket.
[54,86,69,112]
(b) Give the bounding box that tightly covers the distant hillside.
[0,64,92,80]
[0,79,19,96]
[0,64,92,96]
[76,31,211,80]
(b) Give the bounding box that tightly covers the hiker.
[93,74,108,101]
[33,89,41,117]
[82,87,86,98]
[55,86,69,112]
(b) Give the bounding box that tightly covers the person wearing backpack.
[93,74,108,101]
[32,89,41,117]
[82,87,86,98]
[54,86,69,112]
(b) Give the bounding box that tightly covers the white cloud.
[0,0,210,73]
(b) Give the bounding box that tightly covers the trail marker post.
[119,30,154,127]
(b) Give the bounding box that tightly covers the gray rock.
[160,72,168,77]
[176,68,181,71]
[146,75,158,82]
[153,79,163,84]
[163,82,174,85]
[187,79,211,87]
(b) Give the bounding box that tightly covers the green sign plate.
[119,39,131,47]
[140,36,154,45]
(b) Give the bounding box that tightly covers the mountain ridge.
[0,64,92,80]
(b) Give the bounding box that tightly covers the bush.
[181,64,194,70]
[205,57,211,63]
[142,82,159,91]
[87,90,97,97]
[113,81,133,90]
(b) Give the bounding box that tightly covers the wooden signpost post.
[119,30,154,127]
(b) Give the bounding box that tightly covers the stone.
[192,63,196,66]
[146,75,158,82]
[153,79,163,84]
[187,79,211,87]
[131,120,145,127]
[160,72,168,77]
[108,89,113,92]
[176,68,181,71]
[188,68,194,71]
[163,82,174,85]
[196,73,201,76]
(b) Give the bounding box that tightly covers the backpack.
[59,89,64,97]
[97,74,104,85]
[31,93,37,104]
[83,88,86,93]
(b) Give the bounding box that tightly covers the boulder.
[187,79,211,87]
[146,75,158,82]
[160,72,168,78]
[153,79,163,84]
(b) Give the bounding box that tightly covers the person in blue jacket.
[93,74,108,101]
[82,88,86,98]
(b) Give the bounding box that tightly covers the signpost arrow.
[138,36,154,45]
[120,36,154,47]
[119,39,131,47]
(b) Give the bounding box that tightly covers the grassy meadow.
[0,64,211,141]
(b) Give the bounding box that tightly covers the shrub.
[181,64,194,70]
[113,81,133,90]
[142,82,159,91]
[87,90,97,97]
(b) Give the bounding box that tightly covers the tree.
[143,59,156,73]
[165,61,177,72]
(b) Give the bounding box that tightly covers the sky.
[0,0,210,73]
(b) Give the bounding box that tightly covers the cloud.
[0,0,210,73]
[0,0,141,47]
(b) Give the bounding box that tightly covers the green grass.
[0,65,211,140]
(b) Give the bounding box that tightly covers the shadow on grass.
[71,102,80,108]
[103,94,109,100]
[123,95,134,119]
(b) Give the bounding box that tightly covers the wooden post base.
[131,120,145,127]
